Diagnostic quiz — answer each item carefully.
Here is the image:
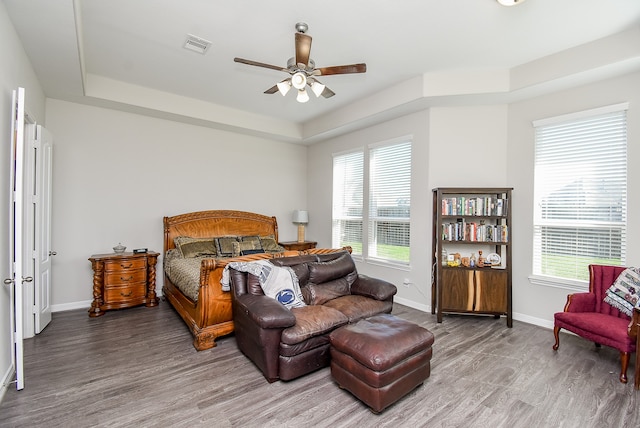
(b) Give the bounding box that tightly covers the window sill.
[528,274,588,292]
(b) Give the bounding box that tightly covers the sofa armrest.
[234,294,296,329]
[564,292,596,313]
[350,274,397,301]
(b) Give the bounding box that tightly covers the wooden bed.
[162,210,346,351]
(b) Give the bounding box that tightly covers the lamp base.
[297,225,305,243]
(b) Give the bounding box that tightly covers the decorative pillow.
[239,236,264,255]
[604,267,640,316]
[215,236,239,257]
[232,240,266,256]
[260,235,285,253]
[174,236,217,258]
[240,235,263,250]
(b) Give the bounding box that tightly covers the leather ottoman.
[329,314,435,413]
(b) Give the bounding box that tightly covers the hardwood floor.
[1,301,638,427]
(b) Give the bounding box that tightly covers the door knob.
[49,251,57,256]
[22,276,33,283]
[3,278,13,285]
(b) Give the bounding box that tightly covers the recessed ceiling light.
[497,0,527,6]
[183,34,212,55]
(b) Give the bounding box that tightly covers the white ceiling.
[5,0,640,143]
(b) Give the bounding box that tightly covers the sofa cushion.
[324,294,393,322]
[288,263,310,287]
[308,253,357,285]
[281,305,348,345]
[304,278,351,305]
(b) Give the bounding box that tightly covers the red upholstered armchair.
[553,264,638,383]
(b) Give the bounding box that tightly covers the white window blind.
[368,141,412,264]
[532,105,627,284]
[332,151,364,255]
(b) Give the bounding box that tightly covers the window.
[332,151,364,255]
[368,141,412,263]
[532,104,627,286]
[332,139,412,265]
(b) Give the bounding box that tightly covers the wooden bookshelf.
[432,187,513,327]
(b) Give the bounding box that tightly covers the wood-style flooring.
[1,301,638,428]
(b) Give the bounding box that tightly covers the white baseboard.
[51,287,164,313]
[394,296,431,313]
[0,364,15,404]
[513,312,554,330]
[51,300,92,313]
[393,297,554,330]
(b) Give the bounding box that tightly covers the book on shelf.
[441,221,508,243]
[441,196,508,217]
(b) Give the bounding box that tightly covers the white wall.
[508,71,640,327]
[45,99,308,309]
[0,2,46,400]
[307,106,508,311]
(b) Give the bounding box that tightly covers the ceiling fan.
[234,22,367,103]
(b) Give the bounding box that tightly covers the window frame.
[529,103,628,291]
[331,137,413,269]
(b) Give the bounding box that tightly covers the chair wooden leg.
[552,326,561,351]
[619,351,630,384]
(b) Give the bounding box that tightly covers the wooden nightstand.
[88,251,160,317]
[278,241,318,251]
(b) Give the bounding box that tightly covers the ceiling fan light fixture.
[277,80,291,96]
[296,88,310,103]
[310,81,325,98]
[291,72,307,90]
[497,0,526,5]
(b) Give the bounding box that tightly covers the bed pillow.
[260,235,285,253]
[174,236,217,258]
[233,239,266,256]
[215,236,239,258]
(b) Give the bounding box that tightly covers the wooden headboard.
[163,210,279,253]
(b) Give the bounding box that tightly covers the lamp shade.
[292,210,309,224]
[296,88,310,103]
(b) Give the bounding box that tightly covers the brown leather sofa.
[229,251,397,382]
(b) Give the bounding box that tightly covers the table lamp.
[292,210,309,243]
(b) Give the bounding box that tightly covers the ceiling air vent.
[183,34,212,54]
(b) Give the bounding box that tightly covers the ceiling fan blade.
[314,63,367,76]
[234,57,288,72]
[295,33,312,68]
[321,86,335,98]
[264,84,279,94]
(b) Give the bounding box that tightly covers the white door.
[33,124,53,333]
[8,87,28,390]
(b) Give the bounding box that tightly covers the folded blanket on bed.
[222,260,306,309]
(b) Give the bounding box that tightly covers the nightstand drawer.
[104,269,146,287]
[104,283,146,303]
[104,258,146,272]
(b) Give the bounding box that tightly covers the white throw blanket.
[221,260,306,309]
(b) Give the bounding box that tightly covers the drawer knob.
[120,291,133,297]
[121,263,133,268]
[120,276,133,281]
